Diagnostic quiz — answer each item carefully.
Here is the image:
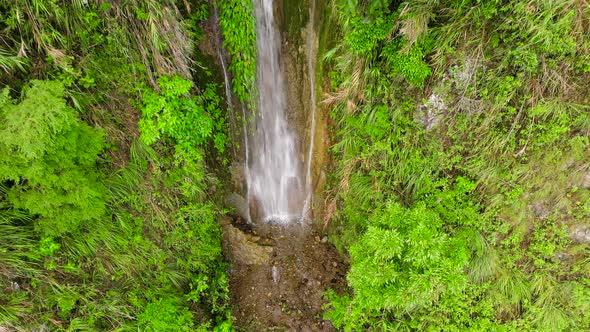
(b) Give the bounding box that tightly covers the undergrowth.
[322,0,590,330]
[0,0,234,330]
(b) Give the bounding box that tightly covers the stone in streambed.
[221,218,273,265]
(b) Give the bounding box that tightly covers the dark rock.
[225,193,250,222]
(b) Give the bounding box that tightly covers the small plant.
[39,237,61,256]
[138,298,194,332]
[382,38,432,88]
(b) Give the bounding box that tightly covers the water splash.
[248,0,304,223]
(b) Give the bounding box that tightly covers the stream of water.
[302,0,317,220]
[247,0,305,223]
[219,3,347,328]
[213,7,238,159]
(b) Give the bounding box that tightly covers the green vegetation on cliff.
[0,0,234,330]
[323,0,590,330]
[218,0,257,103]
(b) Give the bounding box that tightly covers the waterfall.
[240,103,252,223]
[248,0,304,223]
[213,6,238,159]
[214,7,233,116]
[302,0,317,220]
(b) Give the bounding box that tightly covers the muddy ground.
[221,217,348,331]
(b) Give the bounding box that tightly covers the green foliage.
[38,237,61,256]
[0,1,233,330]
[218,0,257,102]
[138,298,195,332]
[326,200,475,330]
[0,80,105,236]
[0,138,232,330]
[344,16,394,55]
[383,39,432,88]
[324,0,590,330]
[138,75,228,201]
[139,76,227,159]
[0,48,27,73]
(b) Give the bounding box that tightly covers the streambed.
[222,217,347,331]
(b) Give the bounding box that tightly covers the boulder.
[221,218,273,265]
[570,226,590,244]
[416,94,447,131]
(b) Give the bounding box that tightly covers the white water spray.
[248,0,304,223]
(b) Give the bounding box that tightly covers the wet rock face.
[279,0,331,220]
[229,163,246,192]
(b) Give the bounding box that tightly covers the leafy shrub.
[326,201,471,330]
[138,298,194,332]
[0,80,105,236]
[383,38,432,88]
[345,16,394,54]
[139,76,227,161]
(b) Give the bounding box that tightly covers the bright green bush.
[139,75,227,160]
[383,39,432,88]
[326,201,471,330]
[0,80,105,236]
[138,298,195,332]
[345,16,394,55]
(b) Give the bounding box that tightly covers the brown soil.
[222,218,347,331]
